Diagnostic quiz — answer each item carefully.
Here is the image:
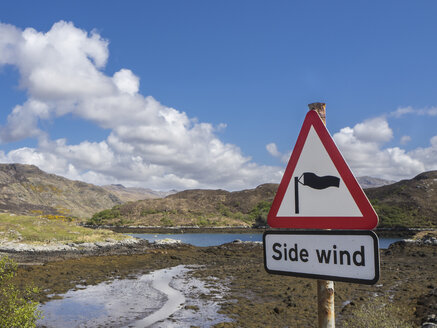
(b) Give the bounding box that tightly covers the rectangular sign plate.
[263,230,380,285]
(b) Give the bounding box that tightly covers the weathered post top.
[308,102,326,125]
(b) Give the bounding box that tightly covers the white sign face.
[277,126,362,217]
[263,231,379,284]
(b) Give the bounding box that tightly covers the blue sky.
[0,0,436,190]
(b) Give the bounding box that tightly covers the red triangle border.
[268,110,378,230]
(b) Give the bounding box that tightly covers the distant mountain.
[0,164,122,218]
[102,184,177,202]
[357,176,395,189]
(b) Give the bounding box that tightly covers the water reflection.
[38,265,231,328]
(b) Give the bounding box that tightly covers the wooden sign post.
[309,102,335,328]
[264,102,380,328]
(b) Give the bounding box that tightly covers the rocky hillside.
[0,164,122,218]
[92,171,437,229]
[102,184,177,202]
[356,176,395,189]
[365,170,437,228]
[89,184,278,227]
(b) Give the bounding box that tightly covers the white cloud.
[0,21,283,190]
[2,21,435,190]
[113,69,139,95]
[264,114,437,182]
[390,106,415,118]
[266,113,437,182]
[391,106,437,118]
[266,143,290,163]
[408,136,437,169]
[0,100,49,142]
[352,117,393,143]
[266,114,437,180]
[266,143,281,157]
[333,117,436,181]
[400,135,411,145]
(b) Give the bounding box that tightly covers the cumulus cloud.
[352,117,393,144]
[0,21,283,190]
[265,113,437,182]
[113,69,139,95]
[408,136,437,170]
[266,143,290,163]
[2,21,436,189]
[333,117,436,180]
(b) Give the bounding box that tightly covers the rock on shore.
[0,237,140,253]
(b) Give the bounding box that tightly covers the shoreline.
[97,225,433,238]
[1,229,436,262]
[9,240,436,327]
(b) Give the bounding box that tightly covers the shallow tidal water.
[37,265,230,328]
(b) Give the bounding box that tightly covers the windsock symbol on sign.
[298,172,340,189]
[294,172,340,214]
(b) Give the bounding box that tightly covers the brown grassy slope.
[93,171,437,228]
[0,164,122,219]
[94,183,278,226]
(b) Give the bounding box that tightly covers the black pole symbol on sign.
[294,172,340,214]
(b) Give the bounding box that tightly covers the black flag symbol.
[294,172,340,214]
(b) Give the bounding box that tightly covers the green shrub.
[249,201,272,227]
[140,209,159,216]
[87,208,121,225]
[196,216,211,227]
[160,216,174,226]
[0,256,42,327]
[370,201,434,228]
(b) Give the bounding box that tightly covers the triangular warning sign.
[268,110,378,230]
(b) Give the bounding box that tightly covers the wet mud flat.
[37,264,231,328]
[7,241,437,327]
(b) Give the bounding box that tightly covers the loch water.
[127,232,402,249]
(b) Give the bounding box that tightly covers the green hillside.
[88,184,277,227]
[90,171,437,229]
[366,171,437,228]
